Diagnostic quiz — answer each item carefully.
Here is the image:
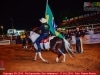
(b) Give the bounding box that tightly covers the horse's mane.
[33,27,39,31]
[32,27,38,33]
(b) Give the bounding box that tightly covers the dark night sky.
[0,0,94,32]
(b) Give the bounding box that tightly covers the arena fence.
[71,34,100,44]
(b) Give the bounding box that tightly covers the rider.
[34,18,50,52]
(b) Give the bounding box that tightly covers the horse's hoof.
[56,61,58,63]
[61,60,65,63]
[56,60,59,63]
[56,57,59,63]
[81,51,84,54]
[44,60,49,64]
[33,59,36,61]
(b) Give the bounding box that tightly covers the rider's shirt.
[20,34,26,39]
[38,23,50,34]
[75,30,83,38]
[64,32,72,40]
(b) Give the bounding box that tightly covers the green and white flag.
[45,0,64,39]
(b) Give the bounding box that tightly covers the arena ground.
[0,44,100,75]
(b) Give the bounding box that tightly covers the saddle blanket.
[34,38,50,50]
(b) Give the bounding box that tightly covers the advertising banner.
[71,34,100,44]
[0,40,10,45]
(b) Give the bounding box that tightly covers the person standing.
[64,29,72,43]
[74,27,84,53]
[64,29,74,52]
[20,32,27,49]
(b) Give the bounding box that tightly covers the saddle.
[39,37,49,50]
[40,37,49,43]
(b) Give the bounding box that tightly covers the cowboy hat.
[39,18,47,23]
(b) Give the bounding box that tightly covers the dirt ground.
[0,44,100,75]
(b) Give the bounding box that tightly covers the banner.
[0,40,10,45]
[71,34,100,44]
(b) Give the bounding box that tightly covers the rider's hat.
[39,18,47,23]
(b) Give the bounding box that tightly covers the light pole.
[0,26,4,40]
[1,26,4,34]
[11,17,15,43]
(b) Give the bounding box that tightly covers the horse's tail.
[63,38,74,58]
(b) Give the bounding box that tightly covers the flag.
[45,0,64,39]
[52,18,57,31]
[45,1,55,34]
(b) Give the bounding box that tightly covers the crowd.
[57,26,85,53]
[65,13,100,27]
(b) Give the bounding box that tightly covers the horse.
[29,30,74,63]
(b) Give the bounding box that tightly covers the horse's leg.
[38,52,48,63]
[62,54,66,63]
[56,53,62,63]
[33,51,48,63]
[58,48,66,63]
[34,52,38,61]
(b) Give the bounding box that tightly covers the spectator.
[16,35,21,44]
[20,32,27,49]
[88,29,94,35]
[64,29,72,43]
[74,26,84,53]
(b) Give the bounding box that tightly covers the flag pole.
[45,0,48,19]
[11,17,14,42]
[11,17,14,29]
[47,0,48,4]
[46,0,48,14]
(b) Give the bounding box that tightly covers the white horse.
[29,31,74,63]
